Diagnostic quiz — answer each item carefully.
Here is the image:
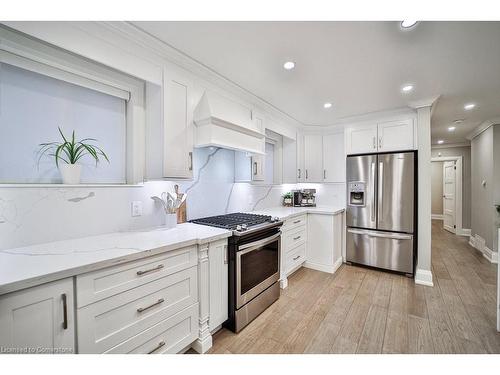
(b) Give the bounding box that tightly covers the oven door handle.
[237,232,281,254]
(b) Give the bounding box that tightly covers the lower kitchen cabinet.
[0,278,75,354]
[208,239,228,332]
[306,213,343,273]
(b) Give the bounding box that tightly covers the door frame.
[431,156,464,236]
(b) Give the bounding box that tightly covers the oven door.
[236,232,280,309]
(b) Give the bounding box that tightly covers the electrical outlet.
[131,201,143,217]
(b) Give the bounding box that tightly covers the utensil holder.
[164,213,178,229]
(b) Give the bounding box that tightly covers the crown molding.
[466,117,500,140]
[408,95,441,110]
[431,142,470,149]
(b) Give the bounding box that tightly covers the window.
[0,63,127,184]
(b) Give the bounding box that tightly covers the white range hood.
[193,91,265,155]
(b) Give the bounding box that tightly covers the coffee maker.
[292,189,316,207]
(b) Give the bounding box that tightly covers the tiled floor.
[205,220,500,354]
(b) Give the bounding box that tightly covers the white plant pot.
[59,163,82,184]
[164,213,178,229]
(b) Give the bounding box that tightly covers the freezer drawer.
[346,228,414,274]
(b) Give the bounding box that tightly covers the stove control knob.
[273,217,280,222]
[236,225,242,231]
[241,224,248,231]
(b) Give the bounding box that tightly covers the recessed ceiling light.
[437,140,444,144]
[464,103,476,110]
[401,84,414,93]
[453,119,465,124]
[283,61,295,70]
[448,126,456,132]
[323,102,332,109]
[401,20,418,29]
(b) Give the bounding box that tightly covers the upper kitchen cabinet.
[162,65,195,179]
[304,134,324,182]
[323,132,345,183]
[345,118,415,155]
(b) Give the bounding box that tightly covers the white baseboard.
[431,214,444,220]
[279,278,288,289]
[415,268,434,287]
[469,234,498,263]
[458,228,471,237]
[304,257,343,274]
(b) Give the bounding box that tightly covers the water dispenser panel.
[348,182,366,206]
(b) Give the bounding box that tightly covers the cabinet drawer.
[105,303,199,354]
[282,214,307,231]
[77,245,197,307]
[283,226,306,252]
[285,243,306,275]
[77,266,198,353]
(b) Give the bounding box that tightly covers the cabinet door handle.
[61,293,68,330]
[305,169,308,179]
[293,236,301,241]
[253,162,258,175]
[148,340,165,354]
[188,152,193,171]
[297,168,301,179]
[293,220,301,224]
[137,264,164,276]
[137,298,165,313]
[373,136,376,149]
[224,245,228,265]
[324,170,326,180]
[379,137,382,149]
[293,255,301,261]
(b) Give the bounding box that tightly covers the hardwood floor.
[206,221,500,354]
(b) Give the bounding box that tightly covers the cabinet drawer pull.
[61,293,68,330]
[137,298,165,313]
[137,264,164,276]
[293,236,301,241]
[293,255,301,261]
[293,220,301,224]
[148,340,165,354]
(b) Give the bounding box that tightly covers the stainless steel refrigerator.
[346,152,416,275]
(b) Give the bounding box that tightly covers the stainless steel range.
[191,213,282,332]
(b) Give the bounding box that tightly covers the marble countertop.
[0,223,231,296]
[252,205,345,220]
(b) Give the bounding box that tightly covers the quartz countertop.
[252,205,345,220]
[0,223,231,296]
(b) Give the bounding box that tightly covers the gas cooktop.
[191,212,280,232]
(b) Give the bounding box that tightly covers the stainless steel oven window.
[236,232,280,309]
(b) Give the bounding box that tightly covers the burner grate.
[191,213,272,230]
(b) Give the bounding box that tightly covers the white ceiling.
[133,21,500,145]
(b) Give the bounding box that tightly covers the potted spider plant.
[38,127,109,184]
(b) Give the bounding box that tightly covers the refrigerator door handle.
[378,161,384,221]
[347,228,413,240]
[371,162,376,222]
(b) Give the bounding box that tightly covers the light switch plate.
[131,201,143,217]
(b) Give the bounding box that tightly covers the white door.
[162,66,194,179]
[0,278,75,353]
[443,161,456,233]
[345,124,378,155]
[377,119,414,152]
[304,134,323,182]
[323,133,345,182]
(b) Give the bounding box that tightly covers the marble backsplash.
[0,148,345,250]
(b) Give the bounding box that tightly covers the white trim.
[408,95,441,110]
[497,228,499,332]
[470,234,498,264]
[431,214,444,220]
[431,142,470,149]
[466,118,500,140]
[415,268,434,287]
[304,257,343,274]
[431,156,463,237]
[458,228,471,237]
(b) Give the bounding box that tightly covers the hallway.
[206,221,500,354]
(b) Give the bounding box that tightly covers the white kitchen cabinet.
[0,278,75,353]
[282,136,297,183]
[296,133,305,182]
[304,134,324,182]
[162,65,194,179]
[345,119,415,155]
[377,119,414,152]
[345,124,378,155]
[305,213,343,274]
[208,240,228,332]
[323,132,345,182]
